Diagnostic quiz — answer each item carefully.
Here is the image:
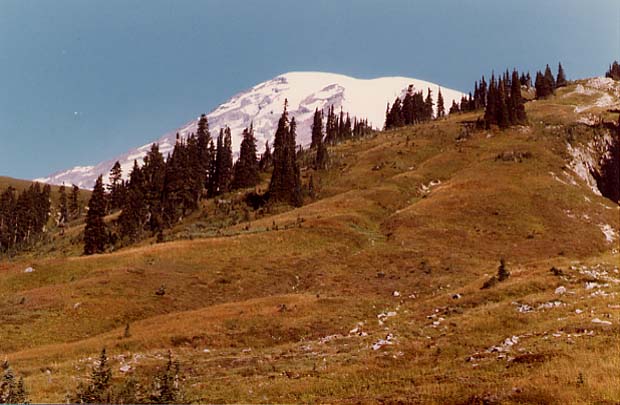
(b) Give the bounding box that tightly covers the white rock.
[392,291,400,297]
[592,318,612,325]
[119,364,132,373]
[555,286,567,295]
[575,309,583,314]
[23,267,34,273]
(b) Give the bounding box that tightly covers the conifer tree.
[214,127,233,194]
[69,184,80,219]
[72,348,112,403]
[259,140,272,172]
[424,88,434,121]
[544,64,556,89]
[149,351,181,404]
[108,161,125,211]
[0,360,29,404]
[511,70,527,124]
[484,74,497,128]
[605,61,620,80]
[118,161,148,242]
[496,78,510,129]
[83,176,107,255]
[310,108,324,149]
[232,125,260,189]
[269,100,303,206]
[58,184,68,225]
[436,88,445,118]
[206,139,218,196]
[556,62,567,88]
[142,144,166,233]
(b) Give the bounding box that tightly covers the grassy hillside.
[0,80,618,403]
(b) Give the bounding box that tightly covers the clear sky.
[0,0,618,179]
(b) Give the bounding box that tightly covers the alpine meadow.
[0,1,619,404]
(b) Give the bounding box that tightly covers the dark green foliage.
[1,361,29,404]
[149,351,182,404]
[606,61,620,80]
[69,184,81,219]
[437,88,445,118]
[482,69,527,128]
[269,100,303,207]
[556,63,568,88]
[59,184,68,224]
[258,140,272,172]
[214,127,233,195]
[118,161,148,242]
[535,68,554,99]
[142,144,166,233]
[0,182,51,254]
[72,348,113,403]
[108,161,125,211]
[83,176,108,255]
[232,125,260,190]
[544,64,556,90]
[311,108,323,149]
[510,70,527,124]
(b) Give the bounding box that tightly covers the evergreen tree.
[83,176,107,255]
[72,348,112,404]
[108,161,125,211]
[436,87,445,118]
[206,139,218,196]
[544,64,556,90]
[511,70,527,124]
[259,140,272,172]
[0,360,29,404]
[556,62,567,88]
[423,88,434,121]
[496,78,510,129]
[605,61,620,80]
[269,100,303,206]
[149,351,181,404]
[484,74,497,128]
[232,125,260,189]
[215,127,233,194]
[310,108,324,149]
[58,184,68,225]
[69,184,80,219]
[118,161,148,242]
[142,144,166,233]
[401,85,415,125]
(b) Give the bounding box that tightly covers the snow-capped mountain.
[35,72,465,188]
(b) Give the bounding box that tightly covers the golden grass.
[1,82,619,403]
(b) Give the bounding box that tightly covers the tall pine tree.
[83,176,107,255]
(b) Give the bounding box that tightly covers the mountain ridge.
[35,71,465,188]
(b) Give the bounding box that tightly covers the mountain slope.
[35,72,465,188]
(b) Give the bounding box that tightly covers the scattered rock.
[371,333,395,350]
[119,364,132,373]
[392,291,400,297]
[452,293,462,300]
[555,286,567,295]
[592,318,612,326]
[155,285,166,296]
[73,302,82,310]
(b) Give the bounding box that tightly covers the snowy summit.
[35,72,465,188]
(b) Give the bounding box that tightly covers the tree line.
[0,183,50,254]
[83,103,371,254]
[606,61,620,81]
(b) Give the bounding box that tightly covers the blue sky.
[0,0,618,179]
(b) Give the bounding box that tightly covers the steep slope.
[3,81,619,403]
[35,72,464,188]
